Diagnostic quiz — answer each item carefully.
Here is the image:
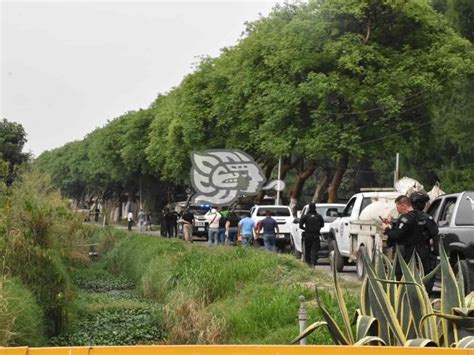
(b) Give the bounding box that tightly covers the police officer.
[410,191,439,292]
[410,191,438,244]
[382,195,436,284]
[410,191,430,212]
[299,203,325,267]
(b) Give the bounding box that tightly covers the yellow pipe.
[0,346,472,355]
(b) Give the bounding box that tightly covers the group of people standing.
[205,208,284,252]
[161,208,179,238]
[204,208,242,246]
[127,209,152,233]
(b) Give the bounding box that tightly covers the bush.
[4,236,73,336]
[1,277,47,346]
[7,170,85,253]
[0,170,96,337]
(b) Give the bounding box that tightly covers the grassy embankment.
[86,228,360,344]
[0,170,360,346]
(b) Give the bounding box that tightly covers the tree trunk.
[289,160,316,214]
[312,174,329,203]
[327,154,349,203]
[255,161,276,204]
[280,157,292,181]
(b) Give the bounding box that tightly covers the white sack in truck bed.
[358,199,398,222]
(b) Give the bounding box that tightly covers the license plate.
[198,227,205,231]
[278,234,286,239]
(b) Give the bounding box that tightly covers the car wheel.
[291,237,302,259]
[356,246,366,280]
[329,239,344,272]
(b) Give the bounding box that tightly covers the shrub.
[1,277,47,346]
[295,243,474,348]
[4,235,73,336]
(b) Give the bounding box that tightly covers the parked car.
[427,191,474,292]
[291,203,345,262]
[232,209,251,219]
[250,205,294,250]
[177,204,211,239]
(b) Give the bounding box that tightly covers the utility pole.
[139,177,142,209]
[276,156,282,205]
[394,152,400,186]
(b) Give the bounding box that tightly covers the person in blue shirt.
[256,210,279,252]
[238,213,256,247]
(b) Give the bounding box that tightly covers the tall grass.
[102,231,360,344]
[0,169,95,341]
[1,277,48,346]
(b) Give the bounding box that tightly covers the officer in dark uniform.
[299,203,325,267]
[382,195,436,284]
[410,191,430,212]
[165,209,177,238]
[410,191,438,243]
[410,191,439,292]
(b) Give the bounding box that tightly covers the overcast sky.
[1,0,281,156]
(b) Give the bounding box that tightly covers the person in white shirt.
[127,211,134,231]
[205,208,221,246]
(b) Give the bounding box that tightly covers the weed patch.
[50,306,164,346]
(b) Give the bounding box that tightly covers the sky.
[1,0,281,156]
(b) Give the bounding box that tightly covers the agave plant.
[292,240,474,348]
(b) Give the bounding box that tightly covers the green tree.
[0,118,29,185]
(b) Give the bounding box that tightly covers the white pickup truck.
[250,205,293,250]
[329,190,400,279]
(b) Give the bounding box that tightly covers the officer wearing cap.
[409,191,438,242]
[410,191,430,212]
[382,195,434,283]
[410,191,438,292]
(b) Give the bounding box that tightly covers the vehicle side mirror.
[338,212,343,218]
[438,220,449,228]
[293,218,300,224]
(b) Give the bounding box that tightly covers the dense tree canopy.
[36,0,474,209]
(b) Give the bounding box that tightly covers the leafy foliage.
[0,118,29,185]
[49,307,164,346]
[35,0,474,207]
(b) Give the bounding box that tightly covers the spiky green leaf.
[456,336,474,348]
[332,253,355,343]
[354,336,386,346]
[404,338,438,347]
[356,315,379,341]
[290,321,327,344]
[439,239,463,345]
[362,248,407,345]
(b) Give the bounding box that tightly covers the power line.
[352,98,431,131]
[358,120,431,146]
[350,162,474,175]
[308,77,449,116]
